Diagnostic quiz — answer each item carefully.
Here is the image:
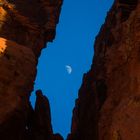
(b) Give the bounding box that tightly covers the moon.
[65,65,72,74]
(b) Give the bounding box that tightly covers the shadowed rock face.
[31,90,53,140]
[68,0,140,140]
[0,0,63,139]
[29,90,64,140]
[0,0,140,140]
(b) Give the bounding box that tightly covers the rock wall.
[0,0,63,139]
[68,0,140,140]
[1,0,140,140]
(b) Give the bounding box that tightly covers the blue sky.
[31,0,114,139]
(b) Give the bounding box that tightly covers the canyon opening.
[31,0,114,139]
[0,0,140,140]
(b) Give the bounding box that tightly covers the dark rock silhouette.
[30,90,53,140]
[30,90,63,140]
[51,133,64,140]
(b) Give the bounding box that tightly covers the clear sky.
[31,0,114,139]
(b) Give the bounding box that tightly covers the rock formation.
[30,90,53,140]
[0,0,140,140]
[0,0,63,139]
[30,90,64,140]
[68,0,140,140]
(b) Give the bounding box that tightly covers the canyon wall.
[0,0,63,139]
[0,0,140,140]
[68,0,140,140]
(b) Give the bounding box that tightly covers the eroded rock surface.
[68,0,140,140]
[0,0,63,139]
[1,0,140,140]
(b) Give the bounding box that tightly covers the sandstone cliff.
[0,0,63,139]
[1,0,140,140]
[68,0,140,140]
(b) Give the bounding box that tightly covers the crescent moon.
[65,65,72,74]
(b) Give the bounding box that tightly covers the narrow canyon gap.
[0,0,140,140]
[31,0,114,138]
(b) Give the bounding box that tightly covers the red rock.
[1,0,140,139]
[0,0,63,139]
[68,0,140,140]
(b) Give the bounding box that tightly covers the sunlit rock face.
[0,0,63,139]
[68,0,140,140]
[0,0,62,56]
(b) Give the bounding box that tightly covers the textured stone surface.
[0,37,36,139]
[0,0,63,56]
[1,0,140,139]
[68,0,140,140]
[0,0,63,139]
